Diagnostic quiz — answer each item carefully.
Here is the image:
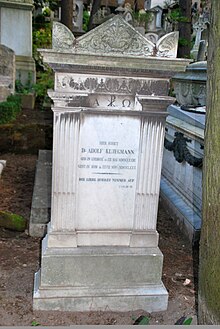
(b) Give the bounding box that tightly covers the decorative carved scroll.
[52,16,179,58]
[52,22,75,51]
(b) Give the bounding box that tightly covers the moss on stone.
[0,211,27,232]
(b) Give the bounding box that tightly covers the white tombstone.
[73,0,84,32]
[33,16,190,312]
[0,0,36,84]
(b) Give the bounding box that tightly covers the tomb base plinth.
[33,239,168,312]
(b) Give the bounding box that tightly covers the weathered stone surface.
[0,210,26,231]
[51,16,179,59]
[0,0,35,84]
[173,61,207,107]
[161,104,204,244]
[34,16,191,312]
[34,243,168,312]
[29,150,52,237]
[0,44,15,101]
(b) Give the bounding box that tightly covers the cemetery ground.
[0,109,198,325]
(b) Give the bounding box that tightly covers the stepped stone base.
[33,239,168,312]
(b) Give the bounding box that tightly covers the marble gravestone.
[33,16,190,312]
[0,0,36,84]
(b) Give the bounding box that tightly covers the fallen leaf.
[183,279,191,286]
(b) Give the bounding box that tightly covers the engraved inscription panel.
[77,114,140,230]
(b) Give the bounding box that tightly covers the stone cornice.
[40,50,191,79]
[0,0,33,10]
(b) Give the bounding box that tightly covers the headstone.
[191,15,208,61]
[146,9,157,31]
[0,44,15,102]
[161,58,206,244]
[155,6,163,28]
[145,6,165,40]
[33,16,190,311]
[172,61,207,107]
[0,0,36,85]
[72,0,84,32]
[161,104,204,244]
[197,40,207,61]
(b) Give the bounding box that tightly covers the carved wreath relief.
[56,75,168,96]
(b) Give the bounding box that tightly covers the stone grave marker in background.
[161,61,206,244]
[0,44,15,101]
[33,16,190,312]
[0,0,36,84]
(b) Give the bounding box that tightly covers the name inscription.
[78,140,137,189]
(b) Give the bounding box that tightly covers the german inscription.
[78,139,137,189]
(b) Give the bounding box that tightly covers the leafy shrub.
[83,11,90,32]
[33,69,54,107]
[33,23,52,70]
[15,72,35,94]
[0,95,21,124]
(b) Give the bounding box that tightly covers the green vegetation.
[31,320,41,326]
[83,10,90,32]
[32,17,54,108]
[133,10,152,28]
[33,69,54,107]
[0,210,27,231]
[0,94,21,124]
[15,72,35,95]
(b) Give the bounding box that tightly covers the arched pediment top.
[52,16,179,59]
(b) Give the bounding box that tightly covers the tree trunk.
[61,0,73,32]
[178,0,192,58]
[88,0,101,31]
[198,1,220,324]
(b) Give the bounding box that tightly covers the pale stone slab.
[0,0,36,84]
[33,17,190,312]
[34,244,168,312]
[161,104,204,243]
[77,115,139,231]
[29,150,52,237]
[0,4,32,56]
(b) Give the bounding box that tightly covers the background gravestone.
[0,0,36,84]
[0,44,15,101]
[33,17,191,312]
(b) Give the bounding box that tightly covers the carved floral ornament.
[52,16,179,58]
[174,81,206,107]
[56,75,168,95]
